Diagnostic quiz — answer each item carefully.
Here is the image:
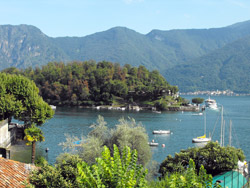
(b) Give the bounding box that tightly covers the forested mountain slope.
[165,35,250,93]
[1,20,250,92]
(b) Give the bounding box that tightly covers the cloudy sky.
[1,0,250,37]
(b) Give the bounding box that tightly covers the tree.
[28,154,83,187]
[0,73,54,164]
[108,117,151,166]
[60,116,152,167]
[159,142,245,176]
[28,145,147,188]
[149,159,214,188]
[24,125,45,164]
[192,97,204,106]
[0,73,54,125]
[77,144,148,188]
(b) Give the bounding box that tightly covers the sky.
[1,0,250,37]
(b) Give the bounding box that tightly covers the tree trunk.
[31,141,36,164]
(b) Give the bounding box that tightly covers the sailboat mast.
[204,111,206,135]
[220,106,223,146]
[223,120,225,147]
[229,120,232,146]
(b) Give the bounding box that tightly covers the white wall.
[0,119,10,148]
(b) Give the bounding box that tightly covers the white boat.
[148,142,159,146]
[205,97,218,109]
[192,112,203,116]
[50,105,56,110]
[153,111,161,114]
[192,111,211,143]
[192,135,211,143]
[153,130,170,134]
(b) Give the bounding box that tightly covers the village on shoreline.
[180,89,250,96]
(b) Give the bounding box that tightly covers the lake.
[10,95,250,165]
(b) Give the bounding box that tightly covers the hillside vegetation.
[165,35,250,93]
[1,20,250,93]
[3,61,179,107]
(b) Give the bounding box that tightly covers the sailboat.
[192,111,211,143]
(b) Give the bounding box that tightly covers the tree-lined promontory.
[3,61,180,109]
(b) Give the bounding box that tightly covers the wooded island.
[3,61,186,110]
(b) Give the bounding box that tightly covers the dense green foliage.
[0,72,54,124]
[0,72,54,164]
[28,150,217,188]
[159,142,245,177]
[28,145,147,188]
[28,154,83,187]
[149,159,214,188]
[77,144,148,188]
[1,21,250,93]
[192,97,204,106]
[60,116,152,166]
[4,61,176,106]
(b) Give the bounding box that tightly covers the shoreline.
[78,104,200,112]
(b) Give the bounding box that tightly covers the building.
[0,157,34,187]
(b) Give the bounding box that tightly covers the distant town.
[180,90,250,96]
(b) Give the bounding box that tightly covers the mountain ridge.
[1,21,250,92]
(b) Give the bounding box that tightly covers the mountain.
[165,35,250,93]
[1,20,250,92]
[52,27,177,71]
[0,25,69,70]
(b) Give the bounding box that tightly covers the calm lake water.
[11,95,250,165]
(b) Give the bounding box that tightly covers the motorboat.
[205,97,218,109]
[153,130,170,134]
[148,142,159,146]
[192,112,203,116]
[153,111,161,114]
[50,105,56,110]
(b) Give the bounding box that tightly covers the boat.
[192,111,211,143]
[192,112,203,116]
[148,142,159,146]
[153,111,161,114]
[50,105,56,110]
[148,139,159,146]
[205,97,218,109]
[192,134,211,143]
[153,130,170,134]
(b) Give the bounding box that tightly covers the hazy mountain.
[0,25,69,69]
[52,27,178,70]
[147,20,250,60]
[165,35,250,93]
[1,20,250,92]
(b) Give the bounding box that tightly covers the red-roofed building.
[0,157,33,188]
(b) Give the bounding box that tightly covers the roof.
[0,157,34,188]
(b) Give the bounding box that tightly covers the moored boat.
[205,97,218,109]
[153,111,161,114]
[192,111,211,143]
[50,105,56,110]
[192,134,211,143]
[148,142,159,146]
[153,130,170,134]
